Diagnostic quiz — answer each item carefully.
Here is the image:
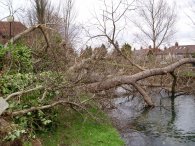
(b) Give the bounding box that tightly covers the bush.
[0,45,33,73]
[121,43,132,58]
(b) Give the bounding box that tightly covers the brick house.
[163,42,195,60]
[0,21,26,44]
[133,47,162,61]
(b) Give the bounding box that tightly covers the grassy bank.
[30,107,124,146]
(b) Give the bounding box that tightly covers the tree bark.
[170,71,177,98]
[85,58,195,106]
[132,83,154,106]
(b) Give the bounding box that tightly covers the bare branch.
[8,100,81,116]
[88,0,145,71]
[134,0,177,49]
[5,86,44,101]
[5,24,51,49]
[85,58,195,106]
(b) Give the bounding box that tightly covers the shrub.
[0,45,33,73]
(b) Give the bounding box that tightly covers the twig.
[81,94,96,104]
[4,99,97,121]
[39,89,48,101]
[5,86,44,101]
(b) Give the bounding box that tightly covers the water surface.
[108,93,195,146]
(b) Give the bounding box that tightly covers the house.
[163,42,195,60]
[0,21,26,44]
[133,42,195,62]
[133,47,162,61]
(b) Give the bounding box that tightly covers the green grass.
[179,71,195,77]
[38,108,124,146]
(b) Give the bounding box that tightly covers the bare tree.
[187,0,195,28]
[88,0,134,48]
[134,0,177,49]
[0,0,24,21]
[27,0,60,26]
[59,0,80,48]
[87,0,144,70]
[26,0,80,48]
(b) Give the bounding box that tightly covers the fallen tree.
[85,58,195,106]
[1,22,195,145]
[1,23,194,109]
[1,58,194,116]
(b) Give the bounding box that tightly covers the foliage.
[0,44,3,49]
[4,129,26,141]
[0,45,33,73]
[0,71,64,141]
[3,96,58,141]
[101,43,106,49]
[0,73,35,94]
[180,71,195,77]
[192,53,195,58]
[0,71,64,95]
[0,41,124,144]
[14,109,57,138]
[121,43,132,58]
[81,46,93,58]
[94,44,108,59]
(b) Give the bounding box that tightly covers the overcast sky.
[0,0,195,49]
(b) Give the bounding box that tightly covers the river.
[107,90,195,146]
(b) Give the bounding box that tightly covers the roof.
[133,48,162,57]
[0,21,26,37]
[164,45,195,55]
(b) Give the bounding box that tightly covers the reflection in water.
[170,97,176,125]
[174,95,195,134]
[108,94,195,146]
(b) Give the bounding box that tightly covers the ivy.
[0,73,35,94]
[0,44,33,73]
[0,44,65,141]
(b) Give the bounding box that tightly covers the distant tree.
[187,0,195,27]
[88,0,144,70]
[81,46,93,58]
[0,0,24,21]
[115,41,119,49]
[94,44,107,59]
[192,53,195,58]
[27,0,58,25]
[121,43,132,58]
[112,41,120,57]
[60,0,80,48]
[101,44,106,49]
[134,0,177,50]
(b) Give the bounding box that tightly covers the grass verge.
[36,107,124,146]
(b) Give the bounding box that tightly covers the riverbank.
[24,107,124,146]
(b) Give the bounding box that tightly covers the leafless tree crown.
[134,0,177,49]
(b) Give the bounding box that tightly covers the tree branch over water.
[85,58,195,106]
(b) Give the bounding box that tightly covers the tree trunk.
[85,58,195,106]
[132,83,154,107]
[170,71,177,98]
